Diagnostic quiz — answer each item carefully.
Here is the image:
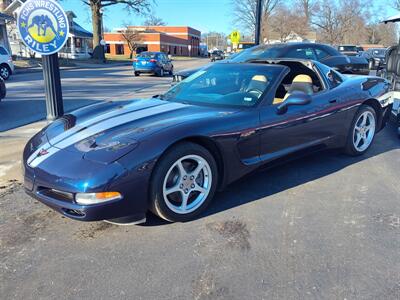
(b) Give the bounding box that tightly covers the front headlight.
[75,191,122,205]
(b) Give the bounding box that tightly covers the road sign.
[17,0,69,120]
[17,0,69,55]
[230,31,241,44]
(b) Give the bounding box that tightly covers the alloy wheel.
[353,111,375,152]
[162,154,212,214]
[1,67,9,79]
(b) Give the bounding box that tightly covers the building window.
[75,38,82,48]
[116,44,124,55]
[105,44,110,53]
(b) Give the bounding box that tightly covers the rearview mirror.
[276,92,312,115]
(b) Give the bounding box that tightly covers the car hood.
[49,98,238,147]
[28,98,235,166]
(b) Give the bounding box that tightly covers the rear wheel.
[0,64,10,80]
[157,68,164,77]
[134,71,140,76]
[344,105,377,156]
[150,142,218,222]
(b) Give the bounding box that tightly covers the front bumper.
[22,146,150,222]
[25,187,145,222]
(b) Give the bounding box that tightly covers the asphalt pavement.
[0,123,399,299]
[0,58,208,131]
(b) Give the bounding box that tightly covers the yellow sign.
[230,31,241,44]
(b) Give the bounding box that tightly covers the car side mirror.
[276,92,312,115]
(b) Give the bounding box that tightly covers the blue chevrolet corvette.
[23,60,392,224]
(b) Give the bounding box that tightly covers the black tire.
[344,105,377,156]
[368,60,374,70]
[134,71,140,76]
[149,142,218,222]
[0,64,11,80]
[157,68,164,77]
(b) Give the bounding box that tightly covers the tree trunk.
[90,0,104,60]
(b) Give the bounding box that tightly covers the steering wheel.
[247,88,264,98]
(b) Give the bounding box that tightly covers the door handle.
[329,99,338,103]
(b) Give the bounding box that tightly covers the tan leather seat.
[273,74,313,105]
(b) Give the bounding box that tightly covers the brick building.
[104,26,201,57]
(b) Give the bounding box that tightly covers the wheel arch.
[362,98,383,130]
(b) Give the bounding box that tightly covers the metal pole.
[42,53,64,120]
[255,0,262,45]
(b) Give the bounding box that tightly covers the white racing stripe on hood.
[28,102,186,168]
[48,100,165,146]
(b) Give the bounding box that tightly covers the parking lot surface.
[1,121,399,299]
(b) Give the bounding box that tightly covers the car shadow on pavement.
[144,123,400,226]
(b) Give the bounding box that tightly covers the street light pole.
[255,0,262,45]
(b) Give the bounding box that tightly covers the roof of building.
[71,21,93,38]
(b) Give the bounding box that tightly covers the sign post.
[17,0,69,120]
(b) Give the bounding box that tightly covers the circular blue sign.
[17,0,69,55]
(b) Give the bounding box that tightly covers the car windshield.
[138,52,157,58]
[229,45,282,62]
[162,64,283,107]
[370,49,386,56]
[339,46,358,52]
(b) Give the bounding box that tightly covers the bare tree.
[312,0,371,45]
[120,27,143,59]
[295,0,316,28]
[143,15,166,26]
[82,0,151,60]
[392,0,400,10]
[268,4,308,42]
[231,0,280,34]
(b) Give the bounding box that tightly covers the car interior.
[270,61,324,105]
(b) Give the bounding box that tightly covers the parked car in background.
[337,45,361,56]
[210,50,224,62]
[173,42,369,84]
[22,59,391,224]
[133,51,173,77]
[365,48,387,70]
[0,46,14,80]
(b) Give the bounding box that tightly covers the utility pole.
[255,0,262,45]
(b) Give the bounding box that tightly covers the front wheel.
[149,142,218,222]
[134,71,140,76]
[368,60,374,70]
[344,105,377,156]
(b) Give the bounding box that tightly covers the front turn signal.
[75,192,122,205]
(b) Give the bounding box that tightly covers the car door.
[258,66,344,161]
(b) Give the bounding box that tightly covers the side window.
[315,48,330,61]
[0,47,8,55]
[286,48,317,60]
[327,70,343,87]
